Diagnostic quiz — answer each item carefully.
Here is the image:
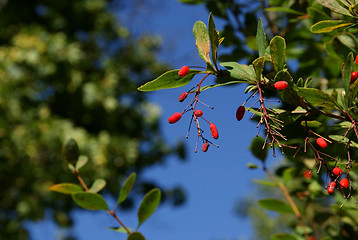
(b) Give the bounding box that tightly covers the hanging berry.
[316,138,327,148]
[194,110,203,117]
[179,92,188,102]
[340,178,348,188]
[351,71,358,84]
[236,105,245,121]
[210,123,219,139]
[274,81,288,90]
[332,167,343,176]
[178,65,189,77]
[168,112,182,124]
[202,142,210,152]
[327,182,336,194]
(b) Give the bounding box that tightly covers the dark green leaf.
[127,232,146,240]
[178,0,204,4]
[137,188,161,228]
[137,69,202,91]
[310,20,352,33]
[316,0,352,17]
[258,198,293,213]
[72,192,109,210]
[208,12,219,70]
[49,183,83,195]
[89,179,106,193]
[265,7,304,15]
[269,36,286,72]
[256,18,267,58]
[250,136,268,163]
[274,70,300,105]
[253,56,265,82]
[63,138,79,164]
[298,87,341,110]
[247,163,259,169]
[193,20,213,68]
[117,173,136,207]
[343,52,353,108]
[270,233,297,240]
[220,62,257,83]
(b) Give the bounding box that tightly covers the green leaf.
[250,136,268,163]
[265,7,304,15]
[253,179,276,187]
[274,70,300,106]
[316,0,353,17]
[75,155,88,171]
[247,163,259,169]
[269,36,286,72]
[116,173,136,207]
[137,69,202,91]
[270,233,297,240]
[193,20,213,68]
[127,232,146,240]
[208,12,219,70]
[72,192,109,210]
[256,18,267,58]
[342,52,353,108]
[63,138,80,164]
[258,198,293,213]
[49,183,83,195]
[298,87,341,110]
[108,227,133,234]
[300,120,322,128]
[220,62,257,83]
[329,135,358,148]
[137,188,161,228]
[310,20,352,33]
[89,179,106,193]
[253,56,265,82]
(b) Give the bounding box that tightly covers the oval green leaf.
[250,136,268,163]
[63,138,79,164]
[75,155,88,171]
[300,120,322,128]
[193,20,212,66]
[256,18,267,58]
[220,62,257,83]
[342,52,353,108]
[137,188,161,228]
[271,233,297,240]
[270,36,286,72]
[127,231,146,240]
[72,192,109,210]
[298,87,341,110]
[310,20,352,33]
[137,69,202,91]
[117,173,136,207]
[258,198,293,213]
[89,178,106,193]
[49,183,83,195]
[316,0,352,17]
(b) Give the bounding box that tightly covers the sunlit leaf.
[89,179,106,193]
[258,198,293,213]
[298,87,342,110]
[193,20,213,68]
[220,62,257,83]
[329,135,358,148]
[253,179,276,187]
[265,7,304,15]
[49,183,83,195]
[72,192,109,210]
[269,36,286,72]
[75,155,88,171]
[310,20,352,33]
[137,188,161,228]
[316,0,352,17]
[256,18,267,57]
[137,69,202,91]
[116,173,136,207]
[300,120,322,128]
[108,227,133,234]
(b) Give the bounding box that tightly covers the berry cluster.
[168,65,219,152]
[327,167,349,194]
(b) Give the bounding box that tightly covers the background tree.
[0,1,185,239]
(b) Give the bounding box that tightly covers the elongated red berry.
[327,182,335,194]
[274,81,288,90]
[340,178,348,188]
[178,65,189,77]
[236,105,245,121]
[316,137,327,148]
[202,142,210,152]
[210,123,219,139]
[332,167,343,176]
[356,54,358,65]
[179,92,188,102]
[168,112,182,124]
[351,71,358,84]
[194,110,203,117]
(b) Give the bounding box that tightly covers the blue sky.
[27,1,279,239]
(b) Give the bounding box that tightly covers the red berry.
[340,178,349,188]
[179,92,188,102]
[332,167,343,176]
[316,137,327,148]
[304,170,312,179]
[351,71,358,84]
[178,65,189,77]
[356,54,358,65]
[194,110,203,117]
[168,112,182,124]
[236,105,245,121]
[209,123,219,139]
[327,182,336,194]
[274,81,288,90]
[202,142,210,152]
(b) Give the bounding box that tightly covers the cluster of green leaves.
[49,139,160,240]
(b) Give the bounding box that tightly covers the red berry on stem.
[274,81,288,90]
[316,137,327,148]
[356,54,358,65]
[178,65,189,77]
[327,182,336,194]
[168,112,182,124]
[332,167,343,176]
[210,123,219,139]
[194,110,203,117]
[340,178,348,188]
[202,142,210,152]
[351,71,358,84]
[304,170,312,179]
[236,105,245,121]
[179,92,188,102]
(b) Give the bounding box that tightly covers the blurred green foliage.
[0,0,185,239]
